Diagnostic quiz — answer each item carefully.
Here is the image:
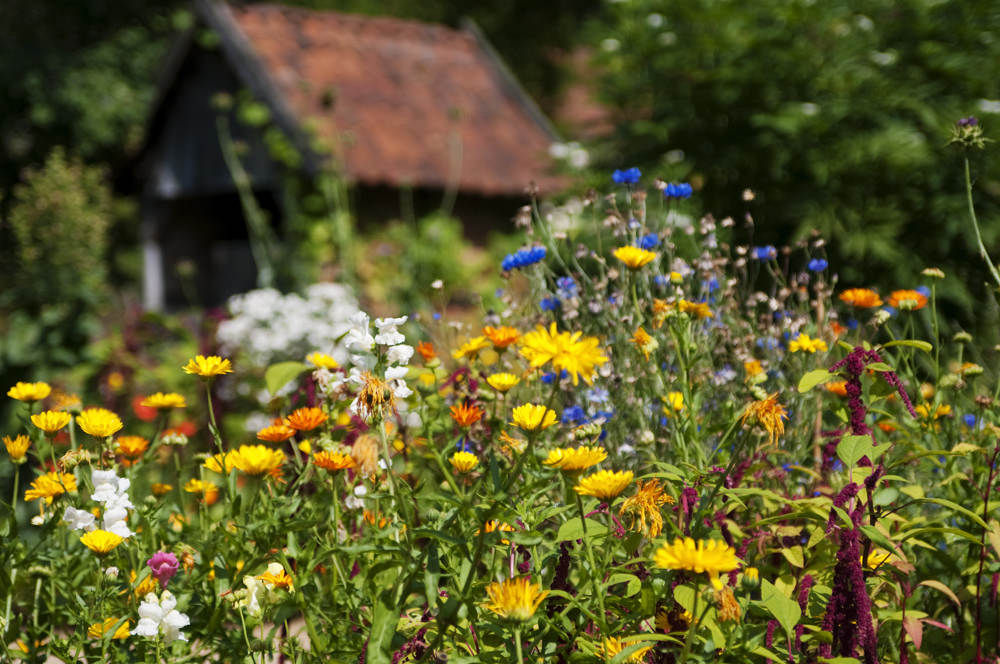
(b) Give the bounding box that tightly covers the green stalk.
[676,581,703,664]
[574,490,607,632]
[965,157,1000,289]
[514,626,525,664]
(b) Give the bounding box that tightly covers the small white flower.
[430,279,444,290]
[386,344,414,366]
[374,316,407,346]
[384,366,409,381]
[132,591,189,643]
[105,567,119,578]
[62,506,96,531]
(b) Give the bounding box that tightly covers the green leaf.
[605,573,642,597]
[866,362,893,372]
[367,584,399,664]
[556,516,608,541]
[760,579,801,638]
[919,498,989,530]
[798,369,835,393]
[264,361,310,396]
[882,339,933,353]
[781,546,805,568]
[837,435,874,467]
[859,525,896,553]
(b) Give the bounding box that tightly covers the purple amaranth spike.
[766,620,777,648]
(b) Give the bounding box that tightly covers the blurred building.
[130,0,562,309]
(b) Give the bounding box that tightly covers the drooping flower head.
[511,404,559,431]
[147,551,179,589]
[653,537,740,590]
[7,381,51,402]
[741,393,788,447]
[630,326,658,360]
[613,246,657,269]
[76,408,124,438]
[482,577,548,621]
[542,446,607,471]
[140,393,187,410]
[25,471,77,504]
[574,470,634,500]
[182,355,233,378]
[619,479,673,537]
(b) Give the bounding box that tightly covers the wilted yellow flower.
[653,538,740,590]
[140,392,187,410]
[620,479,673,537]
[482,577,548,621]
[716,587,741,623]
[80,529,124,556]
[286,407,328,432]
[4,435,31,463]
[574,470,634,500]
[31,410,72,435]
[351,434,380,477]
[613,246,657,269]
[151,483,173,497]
[25,471,77,504]
[542,446,607,471]
[630,327,658,360]
[76,408,123,438]
[678,299,714,320]
[7,381,51,402]
[452,336,491,360]
[486,372,521,393]
[307,352,339,369]
[257,423,296,443]
[597,637,652,663]
[450,451,479,473]
[353,372,395,422]
[511,403,558,431]
[741,393,787,446]
[314,450,356,471]
[230,445,285,477]
[88,618,130,640]
[788,333,828,353]
[182,355,233,378]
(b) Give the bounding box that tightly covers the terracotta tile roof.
[225,3,564,196]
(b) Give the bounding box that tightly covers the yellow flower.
[542,446,607,471]
[184,479,219,505]
[486,373,521,393]
[452,336,491,360]
[230,444,285,476]
[574,470,634,500]
[482,325,521,349]
[256,562,294,591]
[597,637,652,662]
[744,360,764,378]
[115,436,150,462]
[630,327,658,360]
[24,471,77,504]
[7,381,52,402]
[916,403,951,420]
[354,372,395,422]
[678,299,714,319]
[518,323,608,386]
[479,520,517,544]
[613,246,657,269]
[662,392,684,416]
[4,435,31,463]
[182,355,233,378]
[314,451,356,471]
[482,577,548,621]
[866,548,896,569]
[450,451,479,473]
[203,451,237,474]
[50,390,82,411]
[140,392,187,410]
[716,587,741,623]
[741,394,787,446]
[653,537,740,590]
[88,617,130,640]
[511,403,558,431]
[257,423,296,443]
[307,352,339,369]
[31,410,72,435]
[151,483,173,497]
[76,408,124,438]
[619,479,673,537]
[80,529,124,556]
[788,333,828,353]
[839,288,882,308]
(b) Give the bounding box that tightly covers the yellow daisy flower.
[510,403,558,431]
[182,355,233,378]
[7,381,51,402]
[24,471,77,504]
[230,444,285,477]
[613,246,657,269]
[486,372,521,393]
[518,323,609,386]
[307,352,339,369]
[450,451,479,473]
[88,618,130,640]
[76,408,124,438]
[542,446,607,471]
[597,637,653,663]
[653,537,740,590]
[788,333,828,353]
[574,470,634,500]
[80,530,124,556]
[313,451,356,471]
[741,393,788,446]
[140,392,187,410]
[3,435,31,464]
[482,577,548,621]
[31,410,72,435]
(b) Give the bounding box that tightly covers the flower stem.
[965,157,1000,290]
[514,626,525,664]
[574,490,607,632]
[677,582,703,664]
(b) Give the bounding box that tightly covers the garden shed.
[131,0,563,310]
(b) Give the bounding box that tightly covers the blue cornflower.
[808,258,828,272]
[847,318,859,330]
[702,277,719,293]
[882,306,897,317]
[540,297,561,312]
[663,182,693,199]
[541,369,569,384]
[752,246,777,260]
[556,276,577,299]
[612,167,641,185]
[561,405,588,425]
[455,438,471,452]
[915,285,931,297]
[586,387,610,403]
[653,274,667,288]
[432,312,442,321]
[501,246,546,272]
[639,232,659,250]
[963,414,977,428]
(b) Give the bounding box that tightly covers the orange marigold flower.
[839,288,883,308]
[257,423,296,443]
[286,407,328,432]
[826,380,848,397]
[115,435,150,460]
[416,341,436,361]
[830,321,848,338]
[450,402,483,427]
[630,327,658,360]
[313,450,356,471]
[482,325,520,349]
[887,289,928,311]
[151,483,173,497]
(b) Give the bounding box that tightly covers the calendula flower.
[88,618,130,640]
[80,529,124,555]
[839,288,883,308]
[285,407,328,432]
[182,355,232,377]
[741,393,787,446]
[826,380,848,397]
[203,452,236,474]
[716,587,741,623]
[542,446,607,471]
[351,371,395,422]
[486,373,520,392]
[653,538,740,590]
[77,408,124,438]
[183,479,219,504]
[575,470,633,500]
[483,325,520,349]
[3,435,30,463]
[655,607,692,633]
[620,479,673,537]
[452,336,491,360]
[230,445,285,477]
[306,352,339,369]
[25,471,77,504]
[256,562,294,591]
[631,327,658,359]
[314,450,356,471]
[613,246,657,269]
[789,333,828,353]
[50,390,82,411]
[416,341,436,361]
[257,423,296,443]
[511,403,558,431]
[479,520,517,544]
[450,451,479,473]
[888,289,928,311]
[518,323,608,386]
[140,393,187,410]
[450,402,483,427]
[916,403,951,420]
[662,391,684,416]
[151,483,173,497]
[744,360,764,378]
[597,637,652,663]
[115,436,149,462]
[482,577,548,621]
[7,381,51,402]
[678,299,714,319]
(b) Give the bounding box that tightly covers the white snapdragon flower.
[132,591,189,643]
[374,316,407,346]
[385,344,414,366]
[88,470,133,538]
[62,506,96,531]
[345,312,375,352]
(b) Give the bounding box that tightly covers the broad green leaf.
[760,579,801,638]
[918,579,961,609]
[781,546,805,568]
[556,517,608,541]
[859,525,897,553]
[866,362,893,372]
[265,360,310,396]
[882,339,933,353]
[606,573,642,597]
[798,369,835,393]
[367,568,401,664]
[837,435,874,467]
[919,498,989,530]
